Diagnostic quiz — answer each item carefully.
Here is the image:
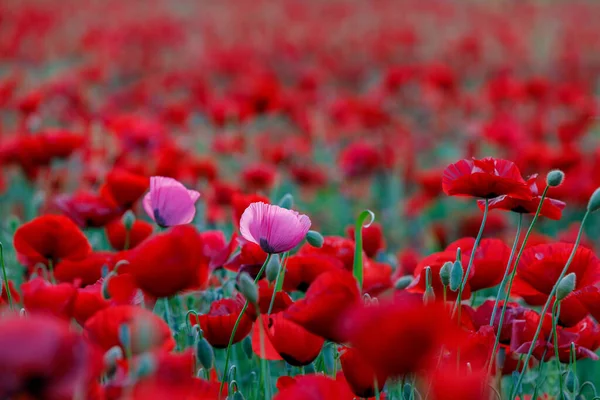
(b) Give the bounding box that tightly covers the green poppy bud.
[196,336,214,369]
[449,260,463,292]
[556,273,576,301]
[278,194,294,210]
[122,210,136,231]
[546,169,565,188]
[266,254,281,282]
[440,261,452,287]
[306,230,324,248]
[587,188,600,213]
[394,276,413,290]
[237,272,258,304]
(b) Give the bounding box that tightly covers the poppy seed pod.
[237,272,258,304]
[546,169,565,187]
[122,210,136,231]
[134,353,156,378]
[587,188,600,213]
[305,230,324,248]
[449,260,463,291]
[556,273,576,301]
[196,336,214,369]
[278,193,294,210]
[395,276,413,290]
[439,261,452,286]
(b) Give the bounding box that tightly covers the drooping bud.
[122,210,136,231]
[266,254,281,282]
[394,276,413,290]
[196,335,214,369]
[439,261,452,287]
[546,169,565,188]
[237,272,258,304]
[587,188,600,213]
[556,273,576,301]
[449,260,463,292]
[278,194,294,210]
[305,230,324,248]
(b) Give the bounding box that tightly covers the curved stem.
[552,301,564,400]
[353,210,375,290]
[451,199,488,317]
[0,242,13,310]
[488,187,549,376]
[510,210,590,399]
[219,254,271,399]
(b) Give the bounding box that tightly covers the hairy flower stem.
[0,243,13,310]
[451,199,488,318]
[552,301,564,400]
[219,254,272,398]
[510,210,590,400]
[488,187,549,376]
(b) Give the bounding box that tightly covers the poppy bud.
[306,230,324,248]
[242,336,253,359]
[135,353,156,378]
[587,188,600,213]
[546,170,565,188]
[455,247,461,262]
[122,210,136,231]
[231,391,245,400]
[278,193,294,210]
[196,335,214,369]
[424,287,436,304]
[556,273,576,301]
[104,346,123,371]
[266,254,281,282]
[237,272,258,304]
[449,261,463,292]
[439,261,452,287]
[394,276,413,290]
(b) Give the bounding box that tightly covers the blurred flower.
[143,176,200,228]
[105,219,154,251]
[193,295,253,348]
[22,277,78,320]
[346,222,385,258]
[340,346,388,398]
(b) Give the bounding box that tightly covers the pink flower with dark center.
[143,176,200,228]
[240,202,311,254]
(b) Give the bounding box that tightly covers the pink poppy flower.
[240,202,311,254]
[143,176,200,228]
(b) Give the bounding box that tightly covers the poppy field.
[2,0,600,399]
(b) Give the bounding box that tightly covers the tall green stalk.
[510,211,590,399]
[353,210,375,289]
[0,242,13,310]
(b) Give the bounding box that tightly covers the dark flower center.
[153,208,167,227]
[259,238,276,253]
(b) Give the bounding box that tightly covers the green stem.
[267,253,288,315]
[353,210,375,290]
[451,199,489,317]
[488,188,548,376]
[218,254,272,399]
[510,210,590,400]
[489,213,523,324]
[0,242,13,310]
[552,301,564,400]
[258,312,271,399]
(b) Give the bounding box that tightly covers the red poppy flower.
[512,243,600,326]
[123,225,209,298]
[247,281,293,319]
[338,141,382,179]
[274,374,354,400]
[298,236,358,271]
[425,366,491,400]
[43,130,86,160]
[54,191,123,228]
[241,163,277,192]
[84,305,175,355]
[105,219,154,250]
[342,297,458,377]
[224,240,268,278]
[477,175,565,220]
[340,346,388,398]
[54,251,115,287]
[73,281,110,326]
[252,312,324,366]
[442,158,531,199]
[22,278,78,320]
[284,269,361,343]
[446,237,511,291]
[0,314,102,400]
[465,300,528,344]
[193,295,254,348]
[100,169,149,209]
[14,215,91,269]
[187,157,219,182]
[289,164,328,188]
[282,254,345,292]
[346,222,385,258]
[394,248,420,278]
[362,260,393,296]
